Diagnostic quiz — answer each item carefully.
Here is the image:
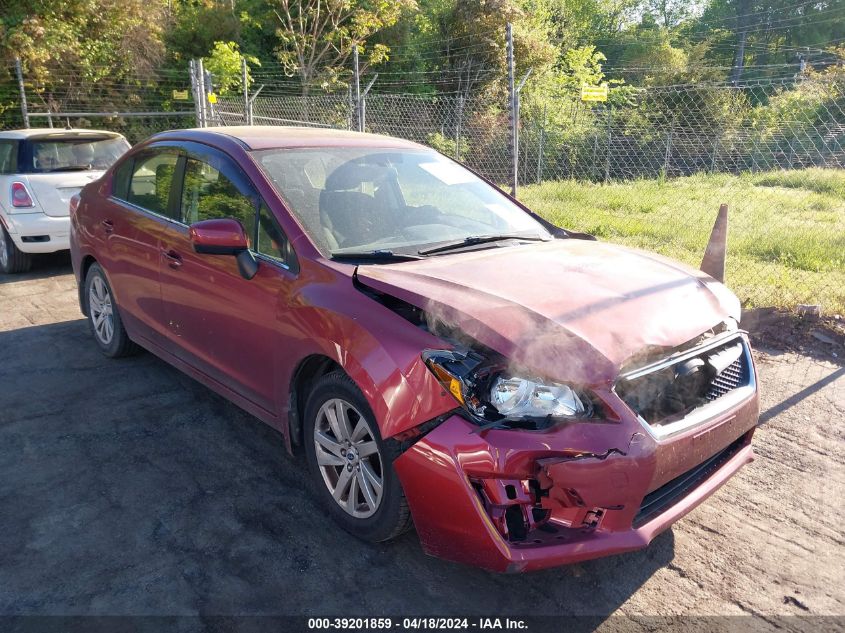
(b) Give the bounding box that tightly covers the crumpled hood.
[356,239,740,385]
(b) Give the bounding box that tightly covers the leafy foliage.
[204,41,260,95]
[272,0,415,92]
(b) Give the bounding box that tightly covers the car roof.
[150,125,428,151]
[0,128,125,140]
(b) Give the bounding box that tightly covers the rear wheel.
[85,263,138,358]
[304,371,412,542]
[0,226,32,274]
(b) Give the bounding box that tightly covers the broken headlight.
[422,349,593,429]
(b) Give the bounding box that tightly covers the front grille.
[616,336,751,428]
[632,436,746,528]
[705,358,743,401]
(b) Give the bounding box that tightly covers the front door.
[158,145,297,414]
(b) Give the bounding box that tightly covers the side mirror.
[189,218,258,280]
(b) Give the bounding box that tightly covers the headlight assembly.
[422,349,594,430]
[490,375,586,418]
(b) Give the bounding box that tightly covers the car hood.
[356,239,740,385]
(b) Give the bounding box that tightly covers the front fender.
[275,263,459,446]
[278,304,456,444]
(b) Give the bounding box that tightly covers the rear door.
[158,143,297,413]
[98,145,182,344]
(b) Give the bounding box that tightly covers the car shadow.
[0,319,672,622]
[0,251,72,284]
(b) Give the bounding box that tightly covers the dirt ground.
[0,254,843,629]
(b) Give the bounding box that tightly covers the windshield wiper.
[418,234,550,256]
[330,249,423,262]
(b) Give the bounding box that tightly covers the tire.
[0,225,32,274]
[84,263,139,358]
[304,371,412,542]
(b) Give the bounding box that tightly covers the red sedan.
[70,127,759,572]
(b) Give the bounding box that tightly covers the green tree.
[271,0,416,94]
[164,0,242,61]
[204,41,260,94]
[1,0,168,112]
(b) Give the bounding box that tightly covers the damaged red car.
[70,126,759,572]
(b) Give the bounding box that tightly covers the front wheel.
[304,371,412,542]
[0,226,32,274]
[84,263,138,358]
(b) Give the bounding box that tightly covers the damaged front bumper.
[394,371,759,573]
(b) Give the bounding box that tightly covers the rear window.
[26,135,130,173]
[0,140,18,174]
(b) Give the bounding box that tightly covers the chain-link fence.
[1,56,842,433]
[4,59,844,315]
[210,77,844,316]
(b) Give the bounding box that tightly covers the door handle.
[162,249,183,269]
[101,219,114,234]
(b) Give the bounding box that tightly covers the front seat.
[319,161,394,249]
[319,189,376,248]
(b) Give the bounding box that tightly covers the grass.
[520,168,845,313]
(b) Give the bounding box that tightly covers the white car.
[0,129,131,273]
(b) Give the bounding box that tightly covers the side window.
[181,157,256,239]
[255,202,296,269]
[127,151,179,218]
[0,141,18,174]
[111,158,133,200]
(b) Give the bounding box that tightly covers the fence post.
[604,106,612,183]
[242,56,249,125]
[663,114,675,177]
[360,74,378,133]
[203,65,215,125]
[751,132,759,173]
[14,58,29,128]
[454,95,464,160]
[347,84,354,130]
[248,85,263,125]
[353,46,362,132]
[189,60,198,126]
[196,59,207,128]
[536,103,546,184]
[710,125,721,173]
[507,22,517,196]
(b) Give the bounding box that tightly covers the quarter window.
[127,151,179,218]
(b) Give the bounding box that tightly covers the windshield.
[28,135,130,173]
[253,147,550,256]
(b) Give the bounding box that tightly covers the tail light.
[69,193,81,216]
[11,182,34,208]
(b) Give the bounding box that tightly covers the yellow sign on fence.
[172,90,189,100]
[581,83,608,102]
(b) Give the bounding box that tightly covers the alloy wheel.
[313,398,384,519]
[88,275,114,345]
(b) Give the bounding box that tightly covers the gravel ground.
[0,254,842,630]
